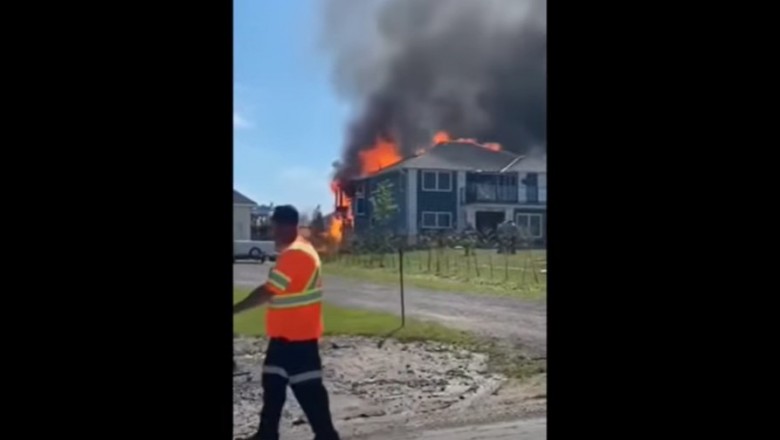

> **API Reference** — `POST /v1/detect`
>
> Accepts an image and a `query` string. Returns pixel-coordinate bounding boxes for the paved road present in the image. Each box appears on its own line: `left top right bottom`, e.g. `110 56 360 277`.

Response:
234 263 546 357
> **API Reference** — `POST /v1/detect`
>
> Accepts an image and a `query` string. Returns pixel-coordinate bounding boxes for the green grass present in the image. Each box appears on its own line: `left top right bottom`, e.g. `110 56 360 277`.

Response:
234 289 473 345
234 289 545 379
323 248 546 300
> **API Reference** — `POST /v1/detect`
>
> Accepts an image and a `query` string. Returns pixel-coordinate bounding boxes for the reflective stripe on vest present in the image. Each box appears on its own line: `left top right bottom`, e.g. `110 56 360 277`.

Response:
268 269 291 291
269 288 323 309
270 239 322 309
305 266 321 290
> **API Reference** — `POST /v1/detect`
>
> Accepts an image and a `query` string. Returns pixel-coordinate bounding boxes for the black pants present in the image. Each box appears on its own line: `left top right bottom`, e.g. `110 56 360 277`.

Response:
257 338 340 440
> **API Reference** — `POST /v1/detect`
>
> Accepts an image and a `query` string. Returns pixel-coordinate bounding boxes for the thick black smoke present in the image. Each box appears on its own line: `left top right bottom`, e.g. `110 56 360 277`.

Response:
323 0 546 183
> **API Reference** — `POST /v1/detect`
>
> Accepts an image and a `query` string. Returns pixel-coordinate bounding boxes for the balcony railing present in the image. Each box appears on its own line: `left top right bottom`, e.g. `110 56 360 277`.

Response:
461 185 547 204
464 184 518 203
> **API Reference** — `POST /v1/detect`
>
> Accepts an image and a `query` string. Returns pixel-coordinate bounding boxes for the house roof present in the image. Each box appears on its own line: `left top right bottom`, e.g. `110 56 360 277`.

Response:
363 142 523 178
504 154 546 173
233 190 257 205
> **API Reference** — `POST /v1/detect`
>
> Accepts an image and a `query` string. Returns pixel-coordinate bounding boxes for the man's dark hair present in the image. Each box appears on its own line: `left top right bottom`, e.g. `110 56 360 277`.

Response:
271 205 299 226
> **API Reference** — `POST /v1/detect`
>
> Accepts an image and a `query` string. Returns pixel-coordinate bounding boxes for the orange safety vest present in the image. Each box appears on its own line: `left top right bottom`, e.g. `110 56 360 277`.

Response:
264 237 323 341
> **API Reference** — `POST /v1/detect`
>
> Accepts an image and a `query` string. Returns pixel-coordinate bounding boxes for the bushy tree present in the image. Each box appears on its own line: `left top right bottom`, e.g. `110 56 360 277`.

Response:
310 205 326 236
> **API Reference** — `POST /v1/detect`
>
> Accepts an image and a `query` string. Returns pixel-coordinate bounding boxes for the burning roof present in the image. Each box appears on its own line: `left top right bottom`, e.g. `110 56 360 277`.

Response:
357 141 521 178
330 131 517 200
337 131 508 180
327 131 527 244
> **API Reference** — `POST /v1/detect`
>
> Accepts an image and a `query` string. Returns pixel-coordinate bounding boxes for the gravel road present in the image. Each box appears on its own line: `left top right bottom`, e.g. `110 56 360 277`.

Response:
234 263 546 357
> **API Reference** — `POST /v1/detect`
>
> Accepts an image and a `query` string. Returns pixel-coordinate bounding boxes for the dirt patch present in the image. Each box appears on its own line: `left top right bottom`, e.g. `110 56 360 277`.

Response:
234 336 543 439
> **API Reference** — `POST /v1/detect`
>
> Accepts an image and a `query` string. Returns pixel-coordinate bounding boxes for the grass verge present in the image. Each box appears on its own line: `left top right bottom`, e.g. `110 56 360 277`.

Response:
324 263 545 300
323 249 546 300
234 289 473 345
234 289 544 379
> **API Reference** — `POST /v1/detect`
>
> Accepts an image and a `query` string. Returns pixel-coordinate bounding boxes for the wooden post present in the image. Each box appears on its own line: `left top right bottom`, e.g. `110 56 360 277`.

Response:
399 247 405 327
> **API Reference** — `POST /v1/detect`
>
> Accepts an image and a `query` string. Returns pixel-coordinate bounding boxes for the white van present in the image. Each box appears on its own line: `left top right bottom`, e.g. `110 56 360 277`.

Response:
233 240 276 263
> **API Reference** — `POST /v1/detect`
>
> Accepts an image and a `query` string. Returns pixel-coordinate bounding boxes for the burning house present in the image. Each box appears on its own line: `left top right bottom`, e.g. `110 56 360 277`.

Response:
331 134 546 245
325 0 546 245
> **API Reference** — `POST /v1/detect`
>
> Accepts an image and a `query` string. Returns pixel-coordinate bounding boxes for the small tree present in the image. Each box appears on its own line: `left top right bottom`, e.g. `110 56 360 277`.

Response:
368 180 399 265
370 180 399 231
310 205 326 236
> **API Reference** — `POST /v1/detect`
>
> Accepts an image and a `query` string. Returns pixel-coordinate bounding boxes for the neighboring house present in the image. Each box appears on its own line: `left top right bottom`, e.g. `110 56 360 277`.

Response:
233 190 258 241
251 204 273 226
347 141 547 245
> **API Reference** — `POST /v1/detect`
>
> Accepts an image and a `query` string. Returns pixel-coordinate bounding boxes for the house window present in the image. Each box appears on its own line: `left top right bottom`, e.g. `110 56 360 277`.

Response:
421 211 452 229
516 213 544 238
422 171 453 191
355 185 366 215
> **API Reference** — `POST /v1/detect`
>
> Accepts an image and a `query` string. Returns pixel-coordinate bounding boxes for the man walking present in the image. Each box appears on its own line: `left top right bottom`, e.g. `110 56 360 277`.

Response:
234 205 340 440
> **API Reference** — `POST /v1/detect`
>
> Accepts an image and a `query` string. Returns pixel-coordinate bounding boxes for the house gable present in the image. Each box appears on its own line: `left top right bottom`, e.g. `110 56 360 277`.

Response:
233 190 257 206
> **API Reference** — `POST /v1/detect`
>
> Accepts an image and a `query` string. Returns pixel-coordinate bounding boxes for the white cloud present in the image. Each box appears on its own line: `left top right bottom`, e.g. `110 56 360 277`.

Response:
233 112 252 129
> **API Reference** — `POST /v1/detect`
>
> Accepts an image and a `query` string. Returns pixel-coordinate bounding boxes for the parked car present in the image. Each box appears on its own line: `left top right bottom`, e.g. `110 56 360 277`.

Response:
233 240 276 263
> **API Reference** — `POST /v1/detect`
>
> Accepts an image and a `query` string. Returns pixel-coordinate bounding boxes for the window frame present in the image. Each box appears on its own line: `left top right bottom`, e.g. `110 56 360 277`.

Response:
421 211 453 229
421 171 453 192
515 212 544 238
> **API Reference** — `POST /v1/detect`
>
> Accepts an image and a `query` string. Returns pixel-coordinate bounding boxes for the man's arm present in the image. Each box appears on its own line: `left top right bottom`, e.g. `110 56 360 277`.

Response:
233 257 293 315
233 284 274 315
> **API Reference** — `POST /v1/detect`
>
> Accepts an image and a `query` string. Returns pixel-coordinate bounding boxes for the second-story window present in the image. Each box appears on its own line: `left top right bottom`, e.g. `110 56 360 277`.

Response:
355 185 366 215
422 171 453 192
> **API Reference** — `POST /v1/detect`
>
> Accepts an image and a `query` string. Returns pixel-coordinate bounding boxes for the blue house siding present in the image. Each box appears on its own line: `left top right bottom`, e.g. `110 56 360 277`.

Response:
353 171 408 236
417 170 457 231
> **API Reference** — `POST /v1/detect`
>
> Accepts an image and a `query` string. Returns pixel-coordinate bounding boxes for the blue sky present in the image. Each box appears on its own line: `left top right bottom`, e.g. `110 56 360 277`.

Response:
234 0 349 215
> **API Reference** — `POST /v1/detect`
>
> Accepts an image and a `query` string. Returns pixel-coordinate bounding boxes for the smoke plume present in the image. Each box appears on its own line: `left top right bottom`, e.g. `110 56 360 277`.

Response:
323 0 547 182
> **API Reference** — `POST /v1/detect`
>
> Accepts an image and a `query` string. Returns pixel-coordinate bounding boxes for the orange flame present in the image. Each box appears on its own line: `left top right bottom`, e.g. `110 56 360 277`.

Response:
329 216 343 242
440 134 503 152
433 131 451 145
328 180 352 244
358 136 403 176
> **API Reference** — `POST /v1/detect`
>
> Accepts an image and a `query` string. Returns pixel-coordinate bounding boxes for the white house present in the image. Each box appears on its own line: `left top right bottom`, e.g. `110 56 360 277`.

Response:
233 190 257 241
